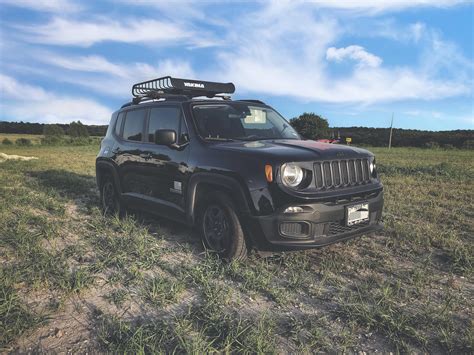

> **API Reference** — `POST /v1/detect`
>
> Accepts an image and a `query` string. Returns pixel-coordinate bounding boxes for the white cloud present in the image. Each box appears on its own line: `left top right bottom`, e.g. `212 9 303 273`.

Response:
15 17 217 47
305 0 468 13
37 53 196 98
0 0 82 13
43 54 128 77
3 0 471 114
403 109 443 118
213 2 471 104
0 73 49 100
0 74 111 124
410 22 426 42
326 45 382 67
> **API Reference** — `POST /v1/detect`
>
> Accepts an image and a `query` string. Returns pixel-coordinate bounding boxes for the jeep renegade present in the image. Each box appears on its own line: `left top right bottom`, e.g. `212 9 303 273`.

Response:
96 76 383 260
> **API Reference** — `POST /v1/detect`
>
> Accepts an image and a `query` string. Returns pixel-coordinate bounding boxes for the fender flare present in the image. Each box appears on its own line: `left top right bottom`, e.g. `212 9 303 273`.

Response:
186 173 252 225
95 159 122 193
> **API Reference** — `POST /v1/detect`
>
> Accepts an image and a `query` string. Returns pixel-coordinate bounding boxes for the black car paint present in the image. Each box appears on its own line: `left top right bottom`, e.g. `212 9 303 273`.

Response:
96 99 383 251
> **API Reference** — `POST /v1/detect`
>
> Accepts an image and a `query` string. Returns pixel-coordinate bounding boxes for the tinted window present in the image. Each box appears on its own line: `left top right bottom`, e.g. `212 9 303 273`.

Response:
123 109 146 141
192 104 299 141
148 107 181 142
115 112 124 136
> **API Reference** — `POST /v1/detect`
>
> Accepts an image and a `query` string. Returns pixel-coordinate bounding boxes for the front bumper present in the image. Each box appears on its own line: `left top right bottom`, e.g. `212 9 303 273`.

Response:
247 190 383 251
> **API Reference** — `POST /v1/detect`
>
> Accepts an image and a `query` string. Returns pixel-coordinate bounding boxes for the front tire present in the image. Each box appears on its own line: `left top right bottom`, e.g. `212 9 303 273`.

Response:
199 194 247 261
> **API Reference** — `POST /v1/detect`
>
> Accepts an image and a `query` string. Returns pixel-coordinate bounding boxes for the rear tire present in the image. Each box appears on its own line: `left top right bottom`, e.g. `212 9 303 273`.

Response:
100 175 124 217
198 194 247 261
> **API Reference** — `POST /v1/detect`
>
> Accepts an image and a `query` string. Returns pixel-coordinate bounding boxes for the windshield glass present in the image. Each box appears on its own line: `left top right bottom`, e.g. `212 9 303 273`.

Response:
192 103 299 141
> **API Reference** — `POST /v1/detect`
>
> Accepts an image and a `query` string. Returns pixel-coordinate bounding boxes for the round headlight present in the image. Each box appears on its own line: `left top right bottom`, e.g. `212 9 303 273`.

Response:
281 163 304 188
370 158 376 176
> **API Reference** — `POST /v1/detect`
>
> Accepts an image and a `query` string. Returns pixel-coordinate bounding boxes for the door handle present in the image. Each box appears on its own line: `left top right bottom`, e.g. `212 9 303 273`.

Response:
140 153 152 160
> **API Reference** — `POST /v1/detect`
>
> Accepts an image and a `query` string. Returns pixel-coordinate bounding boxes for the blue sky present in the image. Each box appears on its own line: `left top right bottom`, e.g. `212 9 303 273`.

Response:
0 0 472 130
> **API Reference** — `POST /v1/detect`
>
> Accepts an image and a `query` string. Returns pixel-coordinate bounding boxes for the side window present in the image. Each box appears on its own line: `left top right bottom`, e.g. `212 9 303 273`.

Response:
114 112 124 136
148 107 182 143
122 109 146 141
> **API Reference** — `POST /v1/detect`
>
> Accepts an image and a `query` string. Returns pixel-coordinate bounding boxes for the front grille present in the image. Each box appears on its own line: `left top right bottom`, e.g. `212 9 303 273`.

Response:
327 220 370 236
314 158 371 189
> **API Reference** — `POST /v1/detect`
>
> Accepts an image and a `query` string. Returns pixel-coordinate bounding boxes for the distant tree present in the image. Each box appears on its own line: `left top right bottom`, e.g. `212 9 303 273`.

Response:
290 113 329 140
2 138 13 145
68 121 89 138
43 124 64 137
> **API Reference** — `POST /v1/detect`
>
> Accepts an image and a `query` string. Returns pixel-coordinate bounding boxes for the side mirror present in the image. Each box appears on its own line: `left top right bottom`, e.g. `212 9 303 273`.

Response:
154 129 176 146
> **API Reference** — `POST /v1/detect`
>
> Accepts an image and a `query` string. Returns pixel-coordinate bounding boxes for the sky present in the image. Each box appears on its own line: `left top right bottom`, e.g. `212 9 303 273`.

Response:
0 0 473 130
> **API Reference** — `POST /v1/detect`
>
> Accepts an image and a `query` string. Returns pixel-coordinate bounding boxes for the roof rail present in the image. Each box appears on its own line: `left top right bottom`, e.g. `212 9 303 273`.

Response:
121 94 188 108
237 99 266 105
131 76 235 104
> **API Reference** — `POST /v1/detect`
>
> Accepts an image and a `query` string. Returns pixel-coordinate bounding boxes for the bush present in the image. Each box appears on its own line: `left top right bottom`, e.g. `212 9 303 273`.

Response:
41 136 101 146
15 138 32 146
41 136 63 145
443 144 455 150
424 141 439 149
462 140 474 149
68 121 89 138
43 124 64 137
290 113 329 140
2 138 13 145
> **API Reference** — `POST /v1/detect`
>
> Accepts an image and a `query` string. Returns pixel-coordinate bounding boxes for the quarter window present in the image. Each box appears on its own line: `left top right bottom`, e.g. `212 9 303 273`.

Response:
148 107 182 143
115 112 124 136
122 109 146 141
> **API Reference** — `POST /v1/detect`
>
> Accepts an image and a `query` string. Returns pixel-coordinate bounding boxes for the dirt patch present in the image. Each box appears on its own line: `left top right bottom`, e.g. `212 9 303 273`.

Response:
0 152 38 162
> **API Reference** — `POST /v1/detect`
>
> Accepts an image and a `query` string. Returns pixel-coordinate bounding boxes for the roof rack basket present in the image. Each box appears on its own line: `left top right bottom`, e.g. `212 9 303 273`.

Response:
131 76 235 103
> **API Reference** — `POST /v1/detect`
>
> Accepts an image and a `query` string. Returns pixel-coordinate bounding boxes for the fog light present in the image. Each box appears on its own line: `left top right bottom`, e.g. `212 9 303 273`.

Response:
280 222 310 238
284 206 304 213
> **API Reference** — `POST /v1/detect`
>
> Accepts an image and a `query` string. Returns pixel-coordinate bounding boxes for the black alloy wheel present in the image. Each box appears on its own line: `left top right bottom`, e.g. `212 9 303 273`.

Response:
202 204 231 253
101 177 120 215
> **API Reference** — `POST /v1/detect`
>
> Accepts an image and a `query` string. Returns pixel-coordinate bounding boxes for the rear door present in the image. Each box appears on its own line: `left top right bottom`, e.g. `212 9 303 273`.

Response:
114 107 148 195
140 104 190 215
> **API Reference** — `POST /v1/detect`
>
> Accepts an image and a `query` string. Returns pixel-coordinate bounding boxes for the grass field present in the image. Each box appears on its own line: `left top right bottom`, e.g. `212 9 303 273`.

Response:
0 141 472 353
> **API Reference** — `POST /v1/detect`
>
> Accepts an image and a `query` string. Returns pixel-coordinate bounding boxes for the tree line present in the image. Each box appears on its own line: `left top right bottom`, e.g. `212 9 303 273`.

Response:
289 113 473 149
0 121 106 137
1 116 473 148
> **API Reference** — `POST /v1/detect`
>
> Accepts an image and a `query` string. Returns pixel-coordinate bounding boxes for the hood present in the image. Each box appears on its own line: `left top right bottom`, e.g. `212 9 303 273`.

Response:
210 139 373 162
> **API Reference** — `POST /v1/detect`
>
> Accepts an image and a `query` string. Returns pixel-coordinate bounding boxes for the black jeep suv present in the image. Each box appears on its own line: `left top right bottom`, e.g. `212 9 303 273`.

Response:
96 76 383 260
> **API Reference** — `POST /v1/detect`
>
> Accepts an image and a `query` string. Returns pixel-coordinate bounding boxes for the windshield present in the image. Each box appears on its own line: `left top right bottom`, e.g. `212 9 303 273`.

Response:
192 103 299 141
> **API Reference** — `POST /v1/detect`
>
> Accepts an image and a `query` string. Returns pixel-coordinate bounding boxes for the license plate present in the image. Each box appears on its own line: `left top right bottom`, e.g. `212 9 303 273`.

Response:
346 203 369 226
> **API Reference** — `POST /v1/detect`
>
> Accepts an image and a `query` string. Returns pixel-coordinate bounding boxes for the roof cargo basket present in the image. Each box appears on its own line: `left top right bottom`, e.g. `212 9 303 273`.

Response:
131 76 235 103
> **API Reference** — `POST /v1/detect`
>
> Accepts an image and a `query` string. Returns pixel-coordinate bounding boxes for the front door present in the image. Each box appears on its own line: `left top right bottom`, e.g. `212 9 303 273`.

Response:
140 105 190 215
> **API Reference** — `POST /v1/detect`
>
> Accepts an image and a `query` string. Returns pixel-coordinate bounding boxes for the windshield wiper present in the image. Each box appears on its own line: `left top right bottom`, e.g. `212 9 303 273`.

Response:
203 136 234 142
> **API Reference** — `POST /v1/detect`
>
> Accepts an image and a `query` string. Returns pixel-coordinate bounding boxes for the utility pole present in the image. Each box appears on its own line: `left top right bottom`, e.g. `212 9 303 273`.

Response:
388 112 394 150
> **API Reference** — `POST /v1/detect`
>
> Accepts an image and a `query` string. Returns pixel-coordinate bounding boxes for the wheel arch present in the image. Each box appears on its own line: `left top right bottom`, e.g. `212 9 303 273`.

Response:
186 173 252 226
96 159 122 193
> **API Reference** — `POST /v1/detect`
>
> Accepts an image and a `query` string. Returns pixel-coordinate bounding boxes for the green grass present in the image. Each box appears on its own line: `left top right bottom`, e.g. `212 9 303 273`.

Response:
0 144 472 352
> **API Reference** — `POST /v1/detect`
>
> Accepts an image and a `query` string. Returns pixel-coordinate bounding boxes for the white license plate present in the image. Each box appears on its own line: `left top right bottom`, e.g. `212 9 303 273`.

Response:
346 203 369 226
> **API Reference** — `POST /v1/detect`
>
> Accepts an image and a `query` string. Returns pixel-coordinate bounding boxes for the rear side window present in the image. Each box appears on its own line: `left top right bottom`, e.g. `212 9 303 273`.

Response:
122 109 146 141
148 107 182 142
115 112 124 136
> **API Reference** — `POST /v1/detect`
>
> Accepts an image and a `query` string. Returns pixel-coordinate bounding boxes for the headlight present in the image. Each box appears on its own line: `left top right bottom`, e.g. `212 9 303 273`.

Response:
370 158 376 176
281 163 304 188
